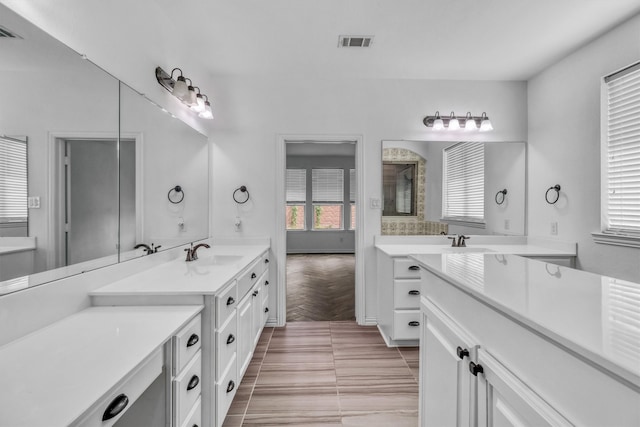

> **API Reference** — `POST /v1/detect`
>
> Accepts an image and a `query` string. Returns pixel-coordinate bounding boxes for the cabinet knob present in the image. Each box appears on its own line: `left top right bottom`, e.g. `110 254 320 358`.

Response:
265 280 269 286
251 273 257 279
227 380 236 393
227 334 235 345
186 333 199 348
265 307 269 313
102 393 129 421
265 259 269 264
456 346 469 360
408 290 420 295
226 296 235 306
252 290 259 297
469 362 484 377
408 321 420 327
408 265 420 271
187 375 200 391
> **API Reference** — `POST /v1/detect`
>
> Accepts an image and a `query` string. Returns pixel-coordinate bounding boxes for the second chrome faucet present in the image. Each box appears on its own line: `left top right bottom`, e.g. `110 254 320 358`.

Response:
185 243 211 261
447 234 470 247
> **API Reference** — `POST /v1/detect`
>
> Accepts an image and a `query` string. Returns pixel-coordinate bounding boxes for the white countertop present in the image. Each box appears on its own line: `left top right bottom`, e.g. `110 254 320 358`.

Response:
90 244 269 296
410 253 640 388
0 237 36 255
0 305 203 427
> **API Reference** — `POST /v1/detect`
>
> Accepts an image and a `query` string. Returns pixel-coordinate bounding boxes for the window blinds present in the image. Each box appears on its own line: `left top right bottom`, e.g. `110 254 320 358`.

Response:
442 142 484 221
349 169 356 202
286 169 306 202
312 169 344 202
0 136 27 222
605 63 640 235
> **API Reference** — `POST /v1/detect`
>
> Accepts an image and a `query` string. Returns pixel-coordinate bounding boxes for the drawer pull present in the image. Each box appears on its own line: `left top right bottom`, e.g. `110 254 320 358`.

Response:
408 265 420 271
408 321 420 327
469 362 484 377
187 375 200 391
102 393 129 421
265 307 269 313
408 290 420 295
227 334 235 345
227 380 236 393
251 273 257 279
265 280 270 286
252 290 259 297
265 259 269 264
186 333 199 348
226 296 235 306
456 346 469 360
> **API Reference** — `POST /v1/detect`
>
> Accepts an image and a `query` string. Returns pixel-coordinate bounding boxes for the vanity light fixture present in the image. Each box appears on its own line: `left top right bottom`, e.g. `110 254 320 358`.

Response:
155 66 214 119
423 111 492 131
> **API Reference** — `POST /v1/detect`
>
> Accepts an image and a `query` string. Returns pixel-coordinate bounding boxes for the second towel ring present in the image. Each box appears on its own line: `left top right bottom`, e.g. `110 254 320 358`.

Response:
168 185 185 204
545 184 561 204
233 186 250 204
495 189 507 205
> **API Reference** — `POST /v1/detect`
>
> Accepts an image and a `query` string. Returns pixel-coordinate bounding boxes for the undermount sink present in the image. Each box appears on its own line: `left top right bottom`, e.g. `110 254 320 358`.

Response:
441 247 494 253
199 255 244 265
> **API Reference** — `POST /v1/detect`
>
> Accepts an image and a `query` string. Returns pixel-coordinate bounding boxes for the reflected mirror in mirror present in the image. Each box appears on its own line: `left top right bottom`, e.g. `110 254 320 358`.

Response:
381 140 526 236
383 163 417 216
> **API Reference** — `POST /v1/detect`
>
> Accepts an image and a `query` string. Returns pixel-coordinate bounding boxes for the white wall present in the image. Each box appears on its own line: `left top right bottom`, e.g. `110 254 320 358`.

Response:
528 13 640 281
211 76 527 321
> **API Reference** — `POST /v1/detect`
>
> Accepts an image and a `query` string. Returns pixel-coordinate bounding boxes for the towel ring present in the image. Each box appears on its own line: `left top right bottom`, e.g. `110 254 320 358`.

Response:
545 263 562 278
545 184 561 204
495 189 507 205
233 185 250 204
168 185 184 204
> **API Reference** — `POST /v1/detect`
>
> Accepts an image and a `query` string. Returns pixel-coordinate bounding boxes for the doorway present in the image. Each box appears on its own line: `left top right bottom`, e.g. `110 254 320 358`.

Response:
276 136 364 325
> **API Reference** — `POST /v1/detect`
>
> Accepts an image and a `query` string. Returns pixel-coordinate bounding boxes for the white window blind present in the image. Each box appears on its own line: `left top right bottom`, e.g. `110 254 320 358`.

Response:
349 169 356 202
442 142 484 222
0 136 27 222
312 169 344 202
286 169 306 202
604 62 640 236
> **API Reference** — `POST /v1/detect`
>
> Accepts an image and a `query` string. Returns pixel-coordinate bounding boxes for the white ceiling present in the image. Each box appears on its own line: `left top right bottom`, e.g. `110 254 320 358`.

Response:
2 0 640 83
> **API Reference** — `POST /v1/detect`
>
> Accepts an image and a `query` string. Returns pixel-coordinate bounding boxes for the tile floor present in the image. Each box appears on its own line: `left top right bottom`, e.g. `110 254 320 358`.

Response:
223 321 419 426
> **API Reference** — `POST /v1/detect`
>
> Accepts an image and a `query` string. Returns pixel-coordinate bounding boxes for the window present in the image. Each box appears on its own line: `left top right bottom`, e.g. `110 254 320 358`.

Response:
286 169 306 230
349 168 356 229
442 142 484 225
597 62 640 246
312 168 343 230
0 136 27 224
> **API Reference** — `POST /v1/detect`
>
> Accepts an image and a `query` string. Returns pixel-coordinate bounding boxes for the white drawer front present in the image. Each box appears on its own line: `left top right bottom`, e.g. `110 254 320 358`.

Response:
173 314 202 375
261 252 270 270
394 280 421 309
216 311 238 380
173 351 202 427
216 280 238 327
180 396 201 427
393 258 422 279
238 259 262 299
72 349 163 427
393 310 421 340
216 355 238 427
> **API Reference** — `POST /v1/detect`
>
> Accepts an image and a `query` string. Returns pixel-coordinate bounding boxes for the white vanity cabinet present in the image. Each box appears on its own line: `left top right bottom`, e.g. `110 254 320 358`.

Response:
377 251 423 346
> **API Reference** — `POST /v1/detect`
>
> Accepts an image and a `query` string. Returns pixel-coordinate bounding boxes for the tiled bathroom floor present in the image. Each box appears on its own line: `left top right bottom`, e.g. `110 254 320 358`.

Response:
223 321 419 426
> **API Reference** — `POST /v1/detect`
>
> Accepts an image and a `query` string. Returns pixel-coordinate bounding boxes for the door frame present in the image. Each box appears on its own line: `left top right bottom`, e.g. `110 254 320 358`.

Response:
47 131 143 269
275 134 365 326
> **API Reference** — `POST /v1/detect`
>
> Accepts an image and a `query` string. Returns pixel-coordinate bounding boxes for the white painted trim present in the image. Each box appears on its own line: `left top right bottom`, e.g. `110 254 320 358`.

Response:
592 232 640 249
276 134 365 326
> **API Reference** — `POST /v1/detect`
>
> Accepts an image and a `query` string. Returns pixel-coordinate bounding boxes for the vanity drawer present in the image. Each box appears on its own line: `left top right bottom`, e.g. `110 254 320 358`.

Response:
173 314 202 375
216 355 238 427
216 280 238 327
180 396 201 427
216 311 238 379
173 351 202 427
238 259 262 299
394 280 421 309
72 348 163 427
393 258 422 279
393 310 421 340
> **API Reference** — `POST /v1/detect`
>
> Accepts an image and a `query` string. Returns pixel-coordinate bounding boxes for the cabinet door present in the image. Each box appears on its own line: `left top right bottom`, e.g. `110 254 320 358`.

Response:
421 298 477 427
251 281 263 347
237 294 253 379
475 349 572 427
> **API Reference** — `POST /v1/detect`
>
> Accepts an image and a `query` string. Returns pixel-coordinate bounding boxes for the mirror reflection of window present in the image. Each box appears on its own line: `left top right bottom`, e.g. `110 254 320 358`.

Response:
0 136 28 237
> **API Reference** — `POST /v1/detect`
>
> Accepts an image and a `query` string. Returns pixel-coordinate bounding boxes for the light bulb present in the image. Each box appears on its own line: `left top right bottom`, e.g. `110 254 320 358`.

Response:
184 86 197 106
464 113 477 131
199 101 214 119
191 94 205 112
448 113 460 131
432 111 444 130
173 76 189 100
480 112 493 131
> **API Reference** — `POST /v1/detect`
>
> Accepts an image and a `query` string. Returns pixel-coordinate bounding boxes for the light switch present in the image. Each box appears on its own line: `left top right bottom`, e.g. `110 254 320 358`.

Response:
370 197 381 209
28 196 40 209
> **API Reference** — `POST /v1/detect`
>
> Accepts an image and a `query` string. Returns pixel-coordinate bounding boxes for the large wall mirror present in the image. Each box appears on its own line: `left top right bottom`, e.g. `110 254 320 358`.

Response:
382 140 526 236
0 4 209 295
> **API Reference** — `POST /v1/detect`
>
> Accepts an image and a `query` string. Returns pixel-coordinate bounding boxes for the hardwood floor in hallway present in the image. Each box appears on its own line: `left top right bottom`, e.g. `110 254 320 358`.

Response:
223 321 419 426
286 254 355 322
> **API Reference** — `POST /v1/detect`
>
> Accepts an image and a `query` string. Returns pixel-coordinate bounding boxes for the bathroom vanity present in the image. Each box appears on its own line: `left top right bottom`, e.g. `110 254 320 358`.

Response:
375 235 577 346
412 253 640 426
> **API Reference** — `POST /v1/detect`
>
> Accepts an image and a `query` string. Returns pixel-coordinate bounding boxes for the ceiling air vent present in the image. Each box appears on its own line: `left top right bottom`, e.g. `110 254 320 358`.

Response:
338 35 373 48
0 25 22 39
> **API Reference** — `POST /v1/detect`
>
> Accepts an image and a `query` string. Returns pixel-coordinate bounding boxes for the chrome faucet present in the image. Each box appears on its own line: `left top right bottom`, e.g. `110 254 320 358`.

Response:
134 243 152 255
447 235 470 247
185 243 211 262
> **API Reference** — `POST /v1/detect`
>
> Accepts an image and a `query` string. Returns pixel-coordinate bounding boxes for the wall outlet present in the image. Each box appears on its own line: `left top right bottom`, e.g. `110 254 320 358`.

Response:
550 221 558 235
504 219 510 230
